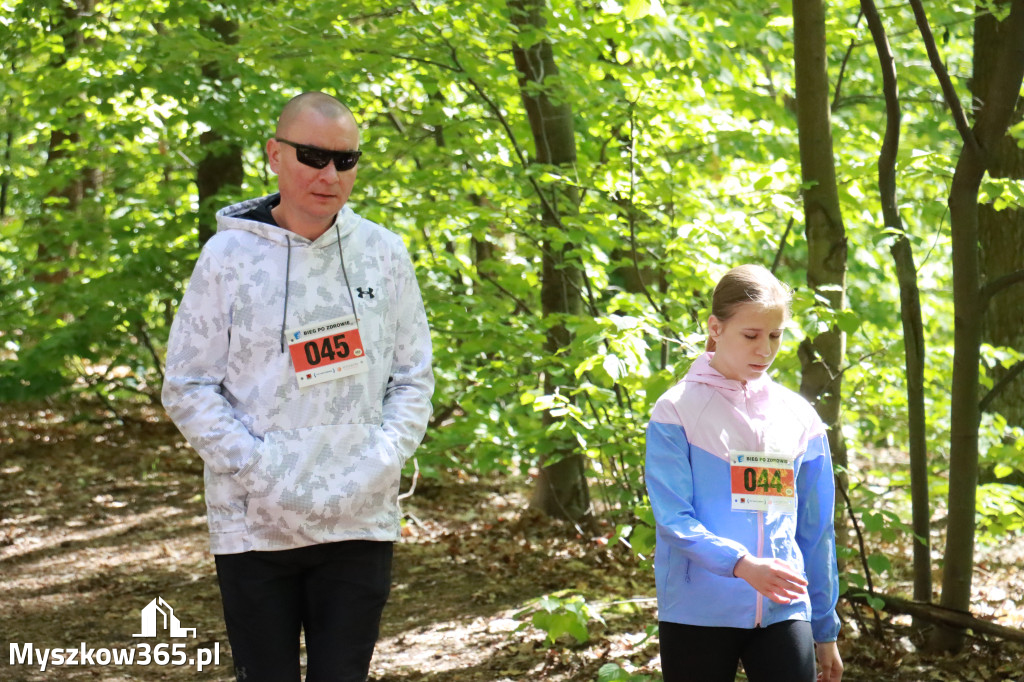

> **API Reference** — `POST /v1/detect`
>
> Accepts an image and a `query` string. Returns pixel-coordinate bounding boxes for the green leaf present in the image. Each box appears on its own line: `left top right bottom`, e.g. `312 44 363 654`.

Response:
598 663 630 682
866 553 891 576
993 463 1014 479
837 309 861 335
861 512 884 533
624 0 653 21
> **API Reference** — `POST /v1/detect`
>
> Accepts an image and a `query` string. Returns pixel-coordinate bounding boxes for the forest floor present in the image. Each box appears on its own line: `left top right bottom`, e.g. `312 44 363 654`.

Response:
2 403 1023 682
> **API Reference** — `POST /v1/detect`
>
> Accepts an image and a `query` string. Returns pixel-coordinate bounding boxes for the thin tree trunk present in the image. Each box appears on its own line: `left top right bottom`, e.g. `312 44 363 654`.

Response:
1 127 11 219
37 0 96 287
860 0 932 618
792 0 849 515
196 15 243 247
509 0 590 522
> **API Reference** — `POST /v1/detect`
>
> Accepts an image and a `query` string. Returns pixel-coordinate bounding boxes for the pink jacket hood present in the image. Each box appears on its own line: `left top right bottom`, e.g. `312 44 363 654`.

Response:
682 352 773 403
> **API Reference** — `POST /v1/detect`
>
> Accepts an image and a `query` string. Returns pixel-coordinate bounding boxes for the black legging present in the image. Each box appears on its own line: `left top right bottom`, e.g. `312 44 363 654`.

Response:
215 540 393 682
659 620 816 682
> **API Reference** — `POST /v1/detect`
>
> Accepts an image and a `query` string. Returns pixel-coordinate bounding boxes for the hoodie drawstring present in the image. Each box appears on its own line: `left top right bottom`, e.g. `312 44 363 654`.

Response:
280 235 292 353
280 222 358 354
335 221 359 325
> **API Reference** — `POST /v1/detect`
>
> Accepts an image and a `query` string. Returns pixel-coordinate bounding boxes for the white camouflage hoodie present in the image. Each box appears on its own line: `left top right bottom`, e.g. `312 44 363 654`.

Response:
162 195 434 554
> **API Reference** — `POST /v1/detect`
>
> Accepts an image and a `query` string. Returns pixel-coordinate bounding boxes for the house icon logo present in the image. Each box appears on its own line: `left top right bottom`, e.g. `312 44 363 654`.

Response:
132 597 196 638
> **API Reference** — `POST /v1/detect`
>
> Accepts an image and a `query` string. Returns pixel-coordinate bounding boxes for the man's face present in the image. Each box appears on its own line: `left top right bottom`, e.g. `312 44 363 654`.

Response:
267 108 360 230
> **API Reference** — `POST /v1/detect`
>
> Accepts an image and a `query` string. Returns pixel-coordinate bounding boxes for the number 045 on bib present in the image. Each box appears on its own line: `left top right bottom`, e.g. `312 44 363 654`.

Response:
286 314 368 388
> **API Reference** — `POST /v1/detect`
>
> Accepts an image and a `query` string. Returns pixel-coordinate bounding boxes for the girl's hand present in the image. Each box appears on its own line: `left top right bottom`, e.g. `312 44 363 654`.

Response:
732 555 808 604
815 641 843 681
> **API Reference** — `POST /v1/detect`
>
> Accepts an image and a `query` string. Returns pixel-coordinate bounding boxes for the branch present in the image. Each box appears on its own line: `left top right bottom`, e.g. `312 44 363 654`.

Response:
804 347 887 403
136 320 164 387
837 477 885 638
845 593 1024 644
980 359 1024 413
979 463 1024 487
907 0 981 155
348 47 460 73
860 0 902 231
980 268 1024 304
831 10 863 112
770 216 794 274
476 270 535 316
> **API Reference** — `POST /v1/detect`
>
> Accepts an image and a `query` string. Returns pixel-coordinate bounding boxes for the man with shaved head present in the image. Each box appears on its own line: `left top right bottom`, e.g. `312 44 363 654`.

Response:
163 91 434 681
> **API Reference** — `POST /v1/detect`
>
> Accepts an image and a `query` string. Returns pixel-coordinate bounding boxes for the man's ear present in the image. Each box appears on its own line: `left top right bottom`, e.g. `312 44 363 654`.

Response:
266 138 281 174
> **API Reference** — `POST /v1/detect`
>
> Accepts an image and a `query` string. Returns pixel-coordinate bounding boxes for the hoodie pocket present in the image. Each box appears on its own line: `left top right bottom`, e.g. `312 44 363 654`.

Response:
236 423 401 550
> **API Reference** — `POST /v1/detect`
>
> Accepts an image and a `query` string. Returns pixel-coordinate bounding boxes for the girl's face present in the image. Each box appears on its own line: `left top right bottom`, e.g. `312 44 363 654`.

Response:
708 303 787 384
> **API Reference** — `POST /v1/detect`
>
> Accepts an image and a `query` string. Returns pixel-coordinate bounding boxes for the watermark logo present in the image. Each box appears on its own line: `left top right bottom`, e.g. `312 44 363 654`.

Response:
133 597 196 638
8 596 220 674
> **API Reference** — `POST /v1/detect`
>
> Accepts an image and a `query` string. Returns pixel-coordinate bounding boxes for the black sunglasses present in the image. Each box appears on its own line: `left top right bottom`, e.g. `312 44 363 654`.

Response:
274 138 362 171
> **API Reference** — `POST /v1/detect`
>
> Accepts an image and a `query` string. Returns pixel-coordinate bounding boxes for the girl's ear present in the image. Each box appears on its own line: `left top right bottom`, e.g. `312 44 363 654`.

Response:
708 315 723 340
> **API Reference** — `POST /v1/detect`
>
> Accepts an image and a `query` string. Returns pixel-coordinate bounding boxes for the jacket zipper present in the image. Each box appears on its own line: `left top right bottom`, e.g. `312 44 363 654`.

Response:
755 510 764 627
746 383 766 629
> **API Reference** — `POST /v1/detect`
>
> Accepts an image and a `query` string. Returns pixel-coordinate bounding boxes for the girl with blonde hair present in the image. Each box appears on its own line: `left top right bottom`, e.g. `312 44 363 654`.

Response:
646 265 843 682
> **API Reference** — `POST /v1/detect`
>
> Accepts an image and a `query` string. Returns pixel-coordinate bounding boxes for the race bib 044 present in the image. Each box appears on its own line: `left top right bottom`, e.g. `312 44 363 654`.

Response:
730 450 797 514
286 314 369 388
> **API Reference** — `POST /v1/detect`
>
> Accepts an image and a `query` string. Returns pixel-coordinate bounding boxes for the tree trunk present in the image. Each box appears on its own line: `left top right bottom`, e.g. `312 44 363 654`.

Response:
860 0 932 616
1 124 11 219
196 15 243 247
975 0 1024 428
509 0 590 522
922 0 1024 652
37 0 96 287
792 0 849 515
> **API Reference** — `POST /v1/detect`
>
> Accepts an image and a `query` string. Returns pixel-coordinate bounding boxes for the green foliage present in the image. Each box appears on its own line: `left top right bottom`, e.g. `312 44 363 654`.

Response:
514 593 605 645
976 484 1024 537
597 661 655 682
1 0 1021 561
615 502 656 568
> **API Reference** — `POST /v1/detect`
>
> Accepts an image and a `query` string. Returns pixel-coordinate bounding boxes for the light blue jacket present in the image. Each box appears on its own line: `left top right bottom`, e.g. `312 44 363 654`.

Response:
646 353 840 643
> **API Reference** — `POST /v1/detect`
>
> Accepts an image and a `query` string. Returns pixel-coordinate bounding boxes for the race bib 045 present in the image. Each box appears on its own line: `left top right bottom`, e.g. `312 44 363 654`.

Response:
286 314 369 388
730 450 797 514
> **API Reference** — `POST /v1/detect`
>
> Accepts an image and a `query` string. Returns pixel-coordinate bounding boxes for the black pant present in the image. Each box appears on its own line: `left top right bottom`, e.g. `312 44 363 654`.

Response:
215 540 393 682
659 620 816 682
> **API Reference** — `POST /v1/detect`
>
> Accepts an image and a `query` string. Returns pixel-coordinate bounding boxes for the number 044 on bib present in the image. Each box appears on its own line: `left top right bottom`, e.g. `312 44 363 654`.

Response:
729 451 797 514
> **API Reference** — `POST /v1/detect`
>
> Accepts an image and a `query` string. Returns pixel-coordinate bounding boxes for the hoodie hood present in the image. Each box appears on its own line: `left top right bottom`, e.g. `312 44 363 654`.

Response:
215 194 364 352
215 194 361 247
683 352 772 400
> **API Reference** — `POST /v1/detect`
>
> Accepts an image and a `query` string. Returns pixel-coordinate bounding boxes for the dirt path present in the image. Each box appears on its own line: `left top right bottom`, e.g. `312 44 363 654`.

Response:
0 409 655 682
2 406 1023 681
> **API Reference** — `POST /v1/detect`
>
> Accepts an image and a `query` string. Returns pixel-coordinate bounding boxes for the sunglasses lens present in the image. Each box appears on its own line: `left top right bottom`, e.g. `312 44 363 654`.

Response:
294 147 333 169
332 152 360 171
